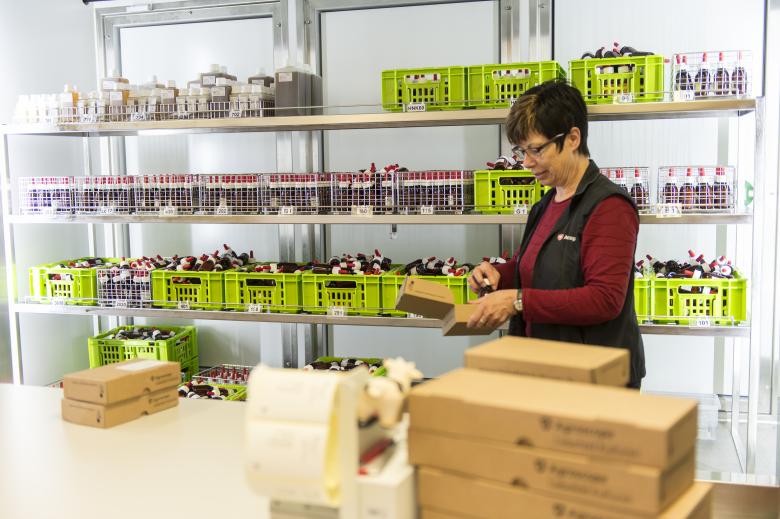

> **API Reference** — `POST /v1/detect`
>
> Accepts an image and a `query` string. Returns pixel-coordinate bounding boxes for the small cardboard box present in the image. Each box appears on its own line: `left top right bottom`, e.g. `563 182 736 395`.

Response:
61 387 178 428
418 468 712 519
395 277 494 336
63 359 181 405
464 336 629 386
409 369 697 469
409 429 694 514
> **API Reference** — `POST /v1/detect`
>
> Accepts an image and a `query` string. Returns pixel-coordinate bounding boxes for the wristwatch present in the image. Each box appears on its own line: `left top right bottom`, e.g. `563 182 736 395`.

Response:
513 289 523 314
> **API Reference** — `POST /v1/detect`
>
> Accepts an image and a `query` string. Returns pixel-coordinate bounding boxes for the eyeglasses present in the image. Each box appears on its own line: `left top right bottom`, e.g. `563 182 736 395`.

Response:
511 133 566 160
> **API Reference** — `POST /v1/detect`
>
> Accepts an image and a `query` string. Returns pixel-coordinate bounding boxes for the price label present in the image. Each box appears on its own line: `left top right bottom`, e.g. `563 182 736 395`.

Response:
98 206 116 215
407 312 424 319
352 206 373 217
177 301 191 310
614 93 634 104
673 90 696 102
405 102 427 112
80 114 97 123
215 206 230 216
328 306 347 317
130 112 149 122
508 98 518 107
161 206 178 216
175 111 191 119
420 205 435 215
247 303 265 313
689 317 711 328
513 205 528 215
51 297 67 306
655 203 682 218
113 300 129 309
41 207 56 216
279 206 296 216
229 110 243 118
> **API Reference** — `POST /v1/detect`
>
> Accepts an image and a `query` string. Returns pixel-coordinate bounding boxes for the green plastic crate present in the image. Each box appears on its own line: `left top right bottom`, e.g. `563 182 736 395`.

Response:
474 170 541 214
311 356 387 377
225 388 248 401
468 61 566 109
151 270 225 310
649 273 747 325
569 55 665 104
180 358 200 383
88 325 198 368
634 277 650 323
224 268 303 313
28 257 123 305
301 271 383 316
381 66 469 112
381 267 471 317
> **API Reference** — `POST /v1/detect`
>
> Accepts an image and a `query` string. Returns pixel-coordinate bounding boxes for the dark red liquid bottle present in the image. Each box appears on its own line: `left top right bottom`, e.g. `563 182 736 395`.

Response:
662 167 679 204
629 168 649 210
680 167 696 211
694 52 712 98
713 167 732 210
696 167 714 211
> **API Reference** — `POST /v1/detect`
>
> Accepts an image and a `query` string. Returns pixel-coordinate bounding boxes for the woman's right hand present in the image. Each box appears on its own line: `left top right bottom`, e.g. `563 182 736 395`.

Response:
468 261 501 294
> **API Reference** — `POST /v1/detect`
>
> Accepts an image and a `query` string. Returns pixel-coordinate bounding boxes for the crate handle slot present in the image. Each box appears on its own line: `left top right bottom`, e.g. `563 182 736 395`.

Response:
172 277 201 285
246 279 277 287
325 280 357 289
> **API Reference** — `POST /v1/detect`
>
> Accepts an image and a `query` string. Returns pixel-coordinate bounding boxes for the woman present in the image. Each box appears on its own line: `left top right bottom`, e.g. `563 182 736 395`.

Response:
467 79 645 388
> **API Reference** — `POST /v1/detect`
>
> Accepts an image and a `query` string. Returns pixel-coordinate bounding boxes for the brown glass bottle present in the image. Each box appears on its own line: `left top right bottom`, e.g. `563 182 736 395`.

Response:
696 167 713 211
662 168 679 204
680 167 696 211
712 167 731 210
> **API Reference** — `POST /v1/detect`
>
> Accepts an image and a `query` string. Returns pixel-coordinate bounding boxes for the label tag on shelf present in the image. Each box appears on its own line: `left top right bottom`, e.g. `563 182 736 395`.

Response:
508 98 518 107
215 206 230 216
51 297 67 306
98 206 116 215
161 206 178 217
614 93 634 104
420 205 435 215
405 102 426 112
247 303 265 313
177 301 191 310
279 206 296 216
130 112 150 122
80 114 97 124
229 110 243 119
328 306 347 317
352 206 373 217
41 207 56 216
513 205 528 215
113 300 129 309
655 204 682 218
673 90 696 102
407 312 424 319
689 317 711 328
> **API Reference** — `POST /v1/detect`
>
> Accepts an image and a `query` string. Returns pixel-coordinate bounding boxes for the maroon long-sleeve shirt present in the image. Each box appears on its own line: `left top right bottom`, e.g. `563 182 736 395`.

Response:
494 194 638 335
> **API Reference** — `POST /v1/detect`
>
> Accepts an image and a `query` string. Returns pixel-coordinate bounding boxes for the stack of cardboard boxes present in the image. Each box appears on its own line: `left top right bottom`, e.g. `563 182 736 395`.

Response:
408 336 712 519
61 359 181 428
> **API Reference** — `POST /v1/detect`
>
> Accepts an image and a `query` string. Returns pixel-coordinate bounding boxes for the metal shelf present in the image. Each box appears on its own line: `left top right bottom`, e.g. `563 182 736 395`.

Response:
7 212 753 226
1 99 757 137
12 303 750 336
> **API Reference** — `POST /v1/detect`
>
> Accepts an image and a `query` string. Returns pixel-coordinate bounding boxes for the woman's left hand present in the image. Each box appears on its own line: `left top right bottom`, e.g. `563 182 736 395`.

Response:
467 289 518 328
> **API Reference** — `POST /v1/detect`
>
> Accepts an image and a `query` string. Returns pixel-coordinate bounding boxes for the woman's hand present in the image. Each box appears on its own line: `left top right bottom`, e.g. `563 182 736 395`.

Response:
467 289 518 328
468 261 501 294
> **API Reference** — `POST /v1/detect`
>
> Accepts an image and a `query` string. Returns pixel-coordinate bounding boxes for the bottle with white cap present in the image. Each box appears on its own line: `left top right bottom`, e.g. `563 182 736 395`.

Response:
275 64 312 116
145 75 165 89
248 68 275 88
159 80 178 119
196 87 210 119
210 77 232 118
101 69 129 92
60 84 79 122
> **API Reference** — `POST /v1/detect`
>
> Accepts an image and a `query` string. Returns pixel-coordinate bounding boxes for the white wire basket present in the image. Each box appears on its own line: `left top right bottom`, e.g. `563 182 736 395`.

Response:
671 50 752 101
599 167 651 213
261 173 328 214
134 174 198 214
396 170 474 214
73 176 135 214
197 174 261 215
18 177 74 215
330 172 396 215
656 166 736 213
96 264 154 308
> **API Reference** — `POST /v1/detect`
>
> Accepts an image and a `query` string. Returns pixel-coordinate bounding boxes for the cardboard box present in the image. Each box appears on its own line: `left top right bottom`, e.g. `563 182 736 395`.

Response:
464 336 630 386
63 359 181 405
418 468 712 519
61 387 178 428
409 369 697 469
409 429 693 514
394 278 494 336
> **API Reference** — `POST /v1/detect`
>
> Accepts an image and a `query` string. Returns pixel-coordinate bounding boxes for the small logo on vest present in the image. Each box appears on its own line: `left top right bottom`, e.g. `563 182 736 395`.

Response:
557 233 577 242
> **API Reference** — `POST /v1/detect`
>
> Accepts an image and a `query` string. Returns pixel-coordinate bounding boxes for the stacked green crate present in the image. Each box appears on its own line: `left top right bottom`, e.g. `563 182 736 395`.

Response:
151 270 225 310
381 267 471 317
474 170 542 214
88 325 199 381
301 271 383 316
569 55 665 104
649 273 747 325
468 61 566 108
224 267 303 313
381 66 468 112
29 257 123 305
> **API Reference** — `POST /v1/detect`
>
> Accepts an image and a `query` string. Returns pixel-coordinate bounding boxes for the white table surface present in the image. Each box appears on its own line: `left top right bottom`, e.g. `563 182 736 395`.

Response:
0 384 270 519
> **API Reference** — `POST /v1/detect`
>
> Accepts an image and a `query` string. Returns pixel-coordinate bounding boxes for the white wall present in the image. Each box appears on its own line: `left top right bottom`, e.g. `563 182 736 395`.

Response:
0 1 96 384
554 0 764 395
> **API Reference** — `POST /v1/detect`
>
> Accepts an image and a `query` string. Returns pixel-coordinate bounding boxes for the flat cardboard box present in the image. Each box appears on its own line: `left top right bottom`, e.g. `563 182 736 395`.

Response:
63 359 181 405
418 468 712 519
464 335 629 386
61 387 178 428
394 277 494 336
409 368 697 469
409 429 693 514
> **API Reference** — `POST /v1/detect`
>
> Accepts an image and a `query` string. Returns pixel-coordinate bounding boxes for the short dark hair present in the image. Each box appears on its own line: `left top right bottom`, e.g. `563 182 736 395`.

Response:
505 79 590 157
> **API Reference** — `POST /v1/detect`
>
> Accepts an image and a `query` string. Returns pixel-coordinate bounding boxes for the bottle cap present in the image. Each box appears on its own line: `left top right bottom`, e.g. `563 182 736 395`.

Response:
216 77 228 86
166 80 176 88
210 64 220 72
254 68 266 76
111 69 120 78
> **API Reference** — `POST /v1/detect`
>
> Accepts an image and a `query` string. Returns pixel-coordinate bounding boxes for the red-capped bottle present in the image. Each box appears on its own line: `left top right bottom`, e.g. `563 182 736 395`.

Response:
731 51 747 95
713 52 730 96
674 55 694 92
680 167 696 211
713 167 731 210
629 168 649 209
613 168 628 193
662 167 679 204
694 52 712 97
696 167 714 211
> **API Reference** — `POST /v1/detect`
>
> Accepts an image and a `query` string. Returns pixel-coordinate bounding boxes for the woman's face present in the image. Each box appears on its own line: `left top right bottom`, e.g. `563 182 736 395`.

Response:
516 129 580 187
